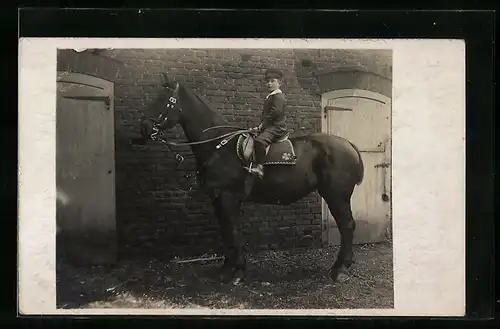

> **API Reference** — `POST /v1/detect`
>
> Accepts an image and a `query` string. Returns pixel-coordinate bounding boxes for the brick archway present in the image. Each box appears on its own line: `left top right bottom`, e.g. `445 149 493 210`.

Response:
313 65 392 98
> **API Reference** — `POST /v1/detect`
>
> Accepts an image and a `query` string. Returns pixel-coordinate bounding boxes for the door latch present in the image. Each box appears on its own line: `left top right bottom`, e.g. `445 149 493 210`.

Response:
374 162 391 168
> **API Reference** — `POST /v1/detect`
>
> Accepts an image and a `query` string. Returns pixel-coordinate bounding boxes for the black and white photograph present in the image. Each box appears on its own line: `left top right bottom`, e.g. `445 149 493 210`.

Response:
55 46 393 310
18 38 466 316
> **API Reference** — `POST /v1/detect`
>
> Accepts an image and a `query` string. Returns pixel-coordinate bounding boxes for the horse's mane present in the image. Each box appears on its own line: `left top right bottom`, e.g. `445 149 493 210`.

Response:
181 84 228 124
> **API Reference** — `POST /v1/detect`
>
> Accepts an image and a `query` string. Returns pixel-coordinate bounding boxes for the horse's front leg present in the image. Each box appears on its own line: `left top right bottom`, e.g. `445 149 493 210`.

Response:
212 190 246 285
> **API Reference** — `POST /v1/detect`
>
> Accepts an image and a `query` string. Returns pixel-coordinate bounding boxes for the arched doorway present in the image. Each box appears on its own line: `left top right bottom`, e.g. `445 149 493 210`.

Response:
321 88 392 246
56 71 116 264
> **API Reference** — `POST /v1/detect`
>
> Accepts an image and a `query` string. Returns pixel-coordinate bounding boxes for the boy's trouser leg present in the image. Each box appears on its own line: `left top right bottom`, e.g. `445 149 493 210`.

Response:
247 140 266 178
254 141 266 165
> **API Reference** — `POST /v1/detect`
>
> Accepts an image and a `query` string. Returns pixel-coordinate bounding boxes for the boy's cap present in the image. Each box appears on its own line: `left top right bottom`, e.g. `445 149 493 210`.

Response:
264 68 284 80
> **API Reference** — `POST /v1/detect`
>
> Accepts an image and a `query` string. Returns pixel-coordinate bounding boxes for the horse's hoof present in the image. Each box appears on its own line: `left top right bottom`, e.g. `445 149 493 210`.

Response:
329 266 350 283
231 276 244 286
220 269 245 285
221 275 243 285
335 272 350 283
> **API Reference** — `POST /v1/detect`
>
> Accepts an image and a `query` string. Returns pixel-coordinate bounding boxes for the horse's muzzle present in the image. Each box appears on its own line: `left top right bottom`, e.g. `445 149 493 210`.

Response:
140 119 154 140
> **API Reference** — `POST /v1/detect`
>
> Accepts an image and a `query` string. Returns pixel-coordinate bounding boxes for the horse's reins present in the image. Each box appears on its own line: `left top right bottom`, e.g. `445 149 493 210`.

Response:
150 122 256 194
170 129 252 148
152 123 255 150
203 125 245 132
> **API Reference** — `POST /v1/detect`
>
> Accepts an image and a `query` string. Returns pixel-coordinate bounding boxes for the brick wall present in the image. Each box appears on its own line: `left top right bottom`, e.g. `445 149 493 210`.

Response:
57 48 392 260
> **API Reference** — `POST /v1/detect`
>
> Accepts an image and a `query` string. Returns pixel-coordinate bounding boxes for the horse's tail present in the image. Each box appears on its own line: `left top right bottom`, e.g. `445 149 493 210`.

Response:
349 141 364 185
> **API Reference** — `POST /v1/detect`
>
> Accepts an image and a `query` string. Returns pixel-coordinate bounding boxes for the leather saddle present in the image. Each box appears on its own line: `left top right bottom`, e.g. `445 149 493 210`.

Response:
236 133 297 166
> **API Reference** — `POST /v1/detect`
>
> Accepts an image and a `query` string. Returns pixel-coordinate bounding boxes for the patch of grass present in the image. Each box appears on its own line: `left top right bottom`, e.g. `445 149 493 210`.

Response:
57 242 393 309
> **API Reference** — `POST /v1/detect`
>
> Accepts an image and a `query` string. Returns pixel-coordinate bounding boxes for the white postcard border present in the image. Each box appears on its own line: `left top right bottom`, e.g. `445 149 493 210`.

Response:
18 38 466 316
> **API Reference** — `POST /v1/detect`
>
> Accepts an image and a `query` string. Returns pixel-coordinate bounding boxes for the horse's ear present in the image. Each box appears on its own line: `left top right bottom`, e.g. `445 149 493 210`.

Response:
160 72 168 86
160 72 178 90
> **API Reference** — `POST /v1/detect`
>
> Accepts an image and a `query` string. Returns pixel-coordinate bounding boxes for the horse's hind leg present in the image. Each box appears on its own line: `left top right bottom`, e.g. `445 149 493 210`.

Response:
323 193 356 282
212 191 246 285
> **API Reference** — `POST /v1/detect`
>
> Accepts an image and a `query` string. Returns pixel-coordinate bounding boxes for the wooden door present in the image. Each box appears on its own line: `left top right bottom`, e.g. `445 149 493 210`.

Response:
321 89 392 246
56 71 116 264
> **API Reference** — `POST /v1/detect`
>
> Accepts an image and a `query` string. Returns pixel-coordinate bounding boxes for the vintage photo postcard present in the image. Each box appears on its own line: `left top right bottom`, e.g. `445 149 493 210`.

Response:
18 38 465 316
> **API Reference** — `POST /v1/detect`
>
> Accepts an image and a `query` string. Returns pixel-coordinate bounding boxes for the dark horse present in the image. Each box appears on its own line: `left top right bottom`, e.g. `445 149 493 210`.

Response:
139 73 364 285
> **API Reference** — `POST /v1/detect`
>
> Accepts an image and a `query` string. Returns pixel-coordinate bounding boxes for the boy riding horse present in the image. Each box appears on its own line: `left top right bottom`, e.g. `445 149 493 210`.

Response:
246 68 289 179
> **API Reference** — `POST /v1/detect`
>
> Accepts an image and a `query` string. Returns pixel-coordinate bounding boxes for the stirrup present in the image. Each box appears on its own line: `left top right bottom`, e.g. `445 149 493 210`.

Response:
244 162 263 175
247 164 264 179
243 162 254 173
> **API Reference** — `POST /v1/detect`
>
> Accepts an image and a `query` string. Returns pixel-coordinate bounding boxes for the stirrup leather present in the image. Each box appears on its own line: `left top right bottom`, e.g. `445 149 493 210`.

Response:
245 163 264 178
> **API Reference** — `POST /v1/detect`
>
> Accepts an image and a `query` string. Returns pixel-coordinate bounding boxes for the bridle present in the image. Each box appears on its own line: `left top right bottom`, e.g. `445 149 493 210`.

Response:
147 83 255 150
145 81 257 192
148 84 182 148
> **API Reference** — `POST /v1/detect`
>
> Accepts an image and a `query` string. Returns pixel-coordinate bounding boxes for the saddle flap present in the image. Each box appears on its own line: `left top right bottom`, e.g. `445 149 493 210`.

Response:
242 136 254 160
263 138 297 165
237 134 255 163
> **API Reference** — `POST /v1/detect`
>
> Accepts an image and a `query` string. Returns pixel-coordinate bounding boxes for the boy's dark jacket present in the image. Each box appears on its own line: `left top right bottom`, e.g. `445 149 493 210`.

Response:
260 92 288 136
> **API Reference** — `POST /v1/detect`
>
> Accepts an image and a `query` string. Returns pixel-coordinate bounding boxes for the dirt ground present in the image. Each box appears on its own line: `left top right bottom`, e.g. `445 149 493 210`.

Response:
56 242 393 310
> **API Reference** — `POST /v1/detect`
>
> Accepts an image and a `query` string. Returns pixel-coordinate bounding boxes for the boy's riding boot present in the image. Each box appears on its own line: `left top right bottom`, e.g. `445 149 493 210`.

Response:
248 164 264 179
248 142 266 179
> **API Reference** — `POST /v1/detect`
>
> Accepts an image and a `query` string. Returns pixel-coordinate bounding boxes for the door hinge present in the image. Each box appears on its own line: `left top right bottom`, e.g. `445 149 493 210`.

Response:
63 95 111 110
324 106 354 112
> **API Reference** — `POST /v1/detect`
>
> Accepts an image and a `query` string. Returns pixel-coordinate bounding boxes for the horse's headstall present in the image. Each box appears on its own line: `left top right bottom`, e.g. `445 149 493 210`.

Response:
166 96 179 109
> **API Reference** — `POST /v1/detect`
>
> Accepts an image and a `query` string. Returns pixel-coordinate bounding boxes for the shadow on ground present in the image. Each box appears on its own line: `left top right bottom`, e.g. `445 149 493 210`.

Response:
56 242 394 310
